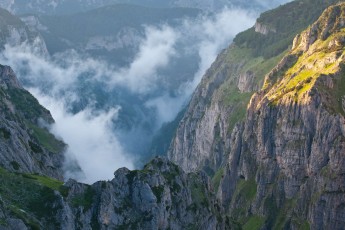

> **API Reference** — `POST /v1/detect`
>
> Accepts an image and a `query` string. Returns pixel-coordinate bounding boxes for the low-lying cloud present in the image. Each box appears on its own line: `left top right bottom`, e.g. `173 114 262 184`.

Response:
30 89 134 183
0 7 257 183
146 7 256 125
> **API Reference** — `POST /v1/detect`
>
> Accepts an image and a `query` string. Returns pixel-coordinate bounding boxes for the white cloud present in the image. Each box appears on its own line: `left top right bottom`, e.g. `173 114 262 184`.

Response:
30 89 134 184
0 7 256 182
114 25 179 93
145 8 256 126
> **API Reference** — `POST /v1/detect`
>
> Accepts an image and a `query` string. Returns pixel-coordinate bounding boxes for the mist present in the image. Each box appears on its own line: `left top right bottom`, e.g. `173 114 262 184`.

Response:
146 7 256 125
31 90 134 183
0 7 256 183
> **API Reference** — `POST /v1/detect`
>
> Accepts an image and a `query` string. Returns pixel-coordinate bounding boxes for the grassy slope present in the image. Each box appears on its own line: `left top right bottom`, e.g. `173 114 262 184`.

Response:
0 167 64 229
214 0 343 228
217 0 341 133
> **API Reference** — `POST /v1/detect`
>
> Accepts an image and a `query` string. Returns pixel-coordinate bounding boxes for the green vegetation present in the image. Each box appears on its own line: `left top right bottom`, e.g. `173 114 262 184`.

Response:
243 216 266 230
299 221 311 230
0 167 64 228
0 127 11 139
27 122 65 154
272 198 297 229
151 186 165 203
268 35 345 105
28 140 43 153
234 0 340 58
0 218 7 226
189 174 208 208
231 179 258 224
219 44 287 132
233 179 257 202
22 174 64 191
10 161 20 170
8 88 50 122
71 186 95 211
212 168 224 192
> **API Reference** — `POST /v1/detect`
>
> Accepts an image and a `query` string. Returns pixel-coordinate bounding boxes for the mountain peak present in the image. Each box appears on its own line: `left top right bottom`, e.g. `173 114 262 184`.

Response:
292 2 345 52
0 65 22 89
261 3 345 110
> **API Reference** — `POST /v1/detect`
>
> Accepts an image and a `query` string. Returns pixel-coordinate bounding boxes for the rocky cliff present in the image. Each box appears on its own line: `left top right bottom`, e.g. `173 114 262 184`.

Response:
0 8 47 55
2 1 345 229
0 63 229 229
0 157 229 229
218 3 345 228
0 64 65 180
168 0 340 175
168 0 345 228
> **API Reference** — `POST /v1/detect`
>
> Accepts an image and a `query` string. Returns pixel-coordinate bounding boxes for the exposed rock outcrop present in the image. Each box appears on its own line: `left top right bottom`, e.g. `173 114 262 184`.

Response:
58 158 228 229
0 64 64 180
254 22 276 35
0 158 230 229
218 3 345 229
0 8 48 55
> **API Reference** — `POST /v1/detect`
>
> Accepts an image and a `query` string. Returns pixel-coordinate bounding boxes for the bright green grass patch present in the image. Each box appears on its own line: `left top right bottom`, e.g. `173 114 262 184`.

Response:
0 167 62 227
71 186 95 211
212 168 224 192
234 178 257 201
268 47 344 104
243 215 265 230
220 84 252 132
27 122 65 154
273 198 297 229
220 46 287 132
23 174 64 191
251 51 288 85
299 220 310 230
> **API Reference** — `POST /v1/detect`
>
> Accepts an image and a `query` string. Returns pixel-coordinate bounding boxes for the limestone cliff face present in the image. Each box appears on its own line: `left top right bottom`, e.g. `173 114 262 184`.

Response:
254 22 276 35
0 8 48 55
57 158 227 230
0 65 64 180
0 158 229 229
218 3 345 228
167 45 263 174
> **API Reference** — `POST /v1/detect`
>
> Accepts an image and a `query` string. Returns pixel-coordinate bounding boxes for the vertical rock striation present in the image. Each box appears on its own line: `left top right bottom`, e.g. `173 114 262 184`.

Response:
218 3 345 228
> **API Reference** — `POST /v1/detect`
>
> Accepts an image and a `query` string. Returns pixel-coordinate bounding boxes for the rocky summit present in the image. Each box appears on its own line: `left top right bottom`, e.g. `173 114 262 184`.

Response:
1 0 345 229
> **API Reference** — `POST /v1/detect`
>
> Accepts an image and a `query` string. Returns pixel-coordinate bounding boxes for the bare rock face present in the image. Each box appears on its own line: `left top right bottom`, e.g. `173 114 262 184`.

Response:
254 22 276 35
168 46 247 173
218 4 345 229
0 8 48 56
49 158 229 230
237 71 258 93
0 64 64 180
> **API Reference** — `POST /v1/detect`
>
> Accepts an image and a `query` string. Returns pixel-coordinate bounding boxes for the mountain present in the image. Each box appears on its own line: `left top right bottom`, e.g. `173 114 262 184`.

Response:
0 0 291 15
0 63 229 229
0 8 47 54
33 4 200 59
1 0 345 229
0 65 64 180
169 0 345 228
168 0 341 174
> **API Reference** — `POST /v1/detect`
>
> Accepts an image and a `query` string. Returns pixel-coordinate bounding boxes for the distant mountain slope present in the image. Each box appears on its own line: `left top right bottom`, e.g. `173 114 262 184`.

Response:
218 3 345 228
168 0 341 175
1 1 345 229
35 4 200 57
0 7 47 53
0 63 227 229
0 0 291 15
169 0 345 228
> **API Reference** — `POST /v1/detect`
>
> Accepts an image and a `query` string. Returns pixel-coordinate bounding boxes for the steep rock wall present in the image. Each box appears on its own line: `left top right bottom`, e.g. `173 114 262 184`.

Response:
219 4 345 228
